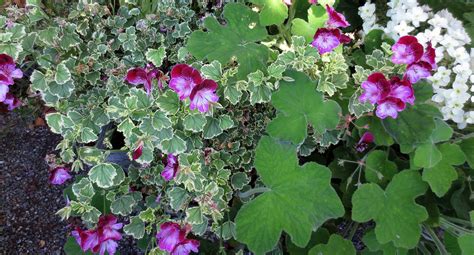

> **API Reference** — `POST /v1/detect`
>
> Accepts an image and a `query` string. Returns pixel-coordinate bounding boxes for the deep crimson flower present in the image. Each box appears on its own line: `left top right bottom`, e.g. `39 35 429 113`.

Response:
389 76 415 105
189 79 219 113
376 97 406 119
311 28 351 54
359 73 391 104
156 222 200 255
49 167 72 185
326 5 350 28
72 214 122 255
169 64 203 100
125 64 162 96
0 53 23 86
420 42 437 70
391 36 423 65
132 141 144 161
355 132 374 152
2 93 21 110
404 61 432 84
161 154 179 181
97 214 123 242
72 228 100 252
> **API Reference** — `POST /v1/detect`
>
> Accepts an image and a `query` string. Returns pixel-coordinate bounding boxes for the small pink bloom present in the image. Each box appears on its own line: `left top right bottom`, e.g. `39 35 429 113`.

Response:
169 64 203 100
283 0 292 5
3 93 22 110
359 72 391 104
49 167 72 185
355 132 374 152
132 141 144 161
171 239 200 255
326 5 350 28
391 36 424 65
0 84 9 102
72 228 100 252
189 79 219 113
389 77 414 105
309 0 317 4
420 42 437 70
98 239 119 255
156 222 186 252
404 61 432 84
125 64 161 96
97 214 123 242
375 97 406 119
72 214 122 255
0 53 23 86
311 28 350 54
161 154 179 181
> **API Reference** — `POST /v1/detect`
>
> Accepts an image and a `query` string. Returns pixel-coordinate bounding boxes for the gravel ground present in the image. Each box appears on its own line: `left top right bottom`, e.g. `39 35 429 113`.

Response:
0 112 65 254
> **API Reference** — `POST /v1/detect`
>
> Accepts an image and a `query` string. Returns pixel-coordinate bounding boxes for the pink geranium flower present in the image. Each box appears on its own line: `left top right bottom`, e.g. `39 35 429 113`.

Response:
169 64 220 113
404 61 432 84
72 214 122 255
420 42 437 70
125 64 163 96
156 222 200 255
169 64 203 100
376 97 406 119
2 93 21 110
0 53 23 86
359 72 391 104
391 36 424 65
161 154 179 181
132 141 144 161
389 76 414 104
326 5 350 28
309 0 317 4
355 132 374 152
311 28 351 54
49 167 72 185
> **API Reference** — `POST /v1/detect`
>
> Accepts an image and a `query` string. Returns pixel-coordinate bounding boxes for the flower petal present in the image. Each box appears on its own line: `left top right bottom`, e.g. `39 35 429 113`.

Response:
189 79 219 113
49 167 72 185
391 35 424 65
420 42 437 70
125 68 148 86
326 5 350 28
171 239 200 255
375 98 406 119
156 222 186 252
311 28 342 54
404 61 432 84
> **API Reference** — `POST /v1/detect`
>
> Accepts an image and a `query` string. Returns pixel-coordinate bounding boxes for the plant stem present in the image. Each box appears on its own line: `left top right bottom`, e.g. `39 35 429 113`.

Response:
348 223 359 240
238 187 270 198
424 225 448 255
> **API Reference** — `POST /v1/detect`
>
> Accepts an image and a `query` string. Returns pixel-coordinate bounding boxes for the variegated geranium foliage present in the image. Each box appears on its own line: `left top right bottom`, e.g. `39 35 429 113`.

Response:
2 0 474 254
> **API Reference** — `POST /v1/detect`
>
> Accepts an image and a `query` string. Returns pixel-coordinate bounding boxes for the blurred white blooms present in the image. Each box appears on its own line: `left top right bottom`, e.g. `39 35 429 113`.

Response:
359 0 474 129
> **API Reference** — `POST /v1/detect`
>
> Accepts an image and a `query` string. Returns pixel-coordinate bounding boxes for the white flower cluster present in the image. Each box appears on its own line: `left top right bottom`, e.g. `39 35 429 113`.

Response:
358 0 474 129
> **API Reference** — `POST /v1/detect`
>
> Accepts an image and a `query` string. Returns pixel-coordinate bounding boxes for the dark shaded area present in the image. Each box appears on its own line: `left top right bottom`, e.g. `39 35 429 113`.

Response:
0 112 65 254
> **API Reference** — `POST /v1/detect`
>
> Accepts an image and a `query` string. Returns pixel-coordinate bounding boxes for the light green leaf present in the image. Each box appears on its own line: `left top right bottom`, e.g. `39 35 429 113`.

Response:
88 163 118 189
80 127 98 143
291 5 328 42
203 117 223 139
156 90 180 115
145 47 166 67
186 207 204 225
251 0 288 26
111 195 136 216
55 62 71 85
72 178 95 203
183 113 207 132
30 70 47 92
235 136 344 254
168 187 190 210
45 113 64 134
160 135 187 154
352 171 428 248
187 3 268 80
124 216 145 239
201 60 222 80
460 137 474 168
364 150 397 185
308 234 356 255
0 43 22 59
267 71 341 145
414 143 442 169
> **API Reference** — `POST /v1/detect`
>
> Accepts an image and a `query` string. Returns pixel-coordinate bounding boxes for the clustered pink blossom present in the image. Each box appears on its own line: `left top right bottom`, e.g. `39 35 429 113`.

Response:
169 64 219 113
156 222 199 255
311 6 351 54
355 132 374 152
0 53 22 110
132 140 144 161
49 166 72 185
125 63 167 96
72 214 123 255
359 36 435 119
161 154 179 181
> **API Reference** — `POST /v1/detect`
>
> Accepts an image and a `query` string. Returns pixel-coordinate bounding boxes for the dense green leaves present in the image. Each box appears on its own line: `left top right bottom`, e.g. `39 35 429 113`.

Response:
352 171 428 248
187 3 268 79
460 137 474 168
291 5 328 42
309 235 355 255
251 0 288 26
267 71 341 145
235 136 344 254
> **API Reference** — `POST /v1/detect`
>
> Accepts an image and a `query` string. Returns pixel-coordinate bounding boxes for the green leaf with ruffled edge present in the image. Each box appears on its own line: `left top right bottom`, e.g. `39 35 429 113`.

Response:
460 137 474 168
235 136 344 255
291 5 328 42
251 0 288 26
187 3 268 80
352 170 428 248
124 216 145 239
145 47 166 67
309 234 356 255
267 71 341 145
88 163 117 189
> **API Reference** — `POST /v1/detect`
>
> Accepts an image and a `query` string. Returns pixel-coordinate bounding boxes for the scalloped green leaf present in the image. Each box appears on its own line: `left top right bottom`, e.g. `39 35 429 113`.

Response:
183 113 207 132
55 62 71 85
187 3 268 80
309 234 356 255
111 195 136 216
88 163 117 189
267 71 341 145
291 5 328 42
124 216 145 239
352 170 428 248
160 135 187 154
414 143 442 169
235 136 344 254
251 0 288 26
145 47 166 67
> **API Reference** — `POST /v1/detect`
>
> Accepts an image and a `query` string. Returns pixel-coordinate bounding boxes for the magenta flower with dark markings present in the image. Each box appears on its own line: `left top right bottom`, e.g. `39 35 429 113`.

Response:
359 73 391 105
326 5 350 28
72 214 122 255
161 154 179 181
3 93 21 110
49 167 72 185
420 42 437 70
404 61 432 84
0 53 22 103
376 97 406 119
389 76 415 104
309 0 317 4
355 132 374 152
132 141 144 161
189 79 219 113
311 28 351 54
125 64 162 96
156 222 200 255
391 36 424 65
169 64 203 100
